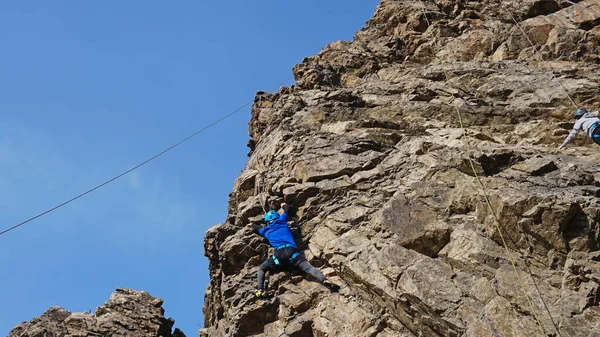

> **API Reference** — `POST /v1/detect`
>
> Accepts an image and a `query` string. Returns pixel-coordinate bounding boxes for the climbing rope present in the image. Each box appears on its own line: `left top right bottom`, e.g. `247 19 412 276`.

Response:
256 169 269 213
562 0 600 18
417 1 564 336
0 76 295 237
498 0 578 109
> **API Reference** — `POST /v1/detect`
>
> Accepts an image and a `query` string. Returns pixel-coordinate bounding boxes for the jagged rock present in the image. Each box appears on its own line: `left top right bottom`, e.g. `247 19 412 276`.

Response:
510 156 559 176
203 0 600 336
9 288 185 337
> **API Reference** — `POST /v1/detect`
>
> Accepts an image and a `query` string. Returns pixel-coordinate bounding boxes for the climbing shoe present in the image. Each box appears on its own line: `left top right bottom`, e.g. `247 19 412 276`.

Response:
323 280 340 292
254 290 265 298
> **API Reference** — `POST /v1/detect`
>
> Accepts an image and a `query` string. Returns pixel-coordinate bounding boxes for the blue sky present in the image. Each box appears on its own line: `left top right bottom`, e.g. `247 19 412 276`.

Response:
0 1 378 334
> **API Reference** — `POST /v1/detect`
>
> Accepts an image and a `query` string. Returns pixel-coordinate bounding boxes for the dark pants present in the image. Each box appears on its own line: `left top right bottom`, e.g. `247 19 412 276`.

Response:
257 247 326 290
592 127 600 145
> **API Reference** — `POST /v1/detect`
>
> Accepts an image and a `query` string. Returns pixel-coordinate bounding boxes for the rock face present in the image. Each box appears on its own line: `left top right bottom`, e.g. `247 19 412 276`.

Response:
9 288 186 337
202 0 600 336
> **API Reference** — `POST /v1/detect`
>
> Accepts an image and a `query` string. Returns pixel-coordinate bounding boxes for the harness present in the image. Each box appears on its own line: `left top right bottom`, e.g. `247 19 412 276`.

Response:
589 121 600 137
272 244 301 266
272 252 300 266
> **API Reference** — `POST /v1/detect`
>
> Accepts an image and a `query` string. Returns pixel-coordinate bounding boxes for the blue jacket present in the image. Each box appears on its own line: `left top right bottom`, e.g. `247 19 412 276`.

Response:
257 212 297 249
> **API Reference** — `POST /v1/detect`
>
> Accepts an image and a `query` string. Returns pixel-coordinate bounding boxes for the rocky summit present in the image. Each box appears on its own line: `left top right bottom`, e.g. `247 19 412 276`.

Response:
201 0 600 336
8 288 185 337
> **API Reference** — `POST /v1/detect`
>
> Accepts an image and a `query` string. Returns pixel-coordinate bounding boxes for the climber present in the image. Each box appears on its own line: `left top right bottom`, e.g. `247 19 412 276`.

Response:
559 107 600 149
250 202 340 298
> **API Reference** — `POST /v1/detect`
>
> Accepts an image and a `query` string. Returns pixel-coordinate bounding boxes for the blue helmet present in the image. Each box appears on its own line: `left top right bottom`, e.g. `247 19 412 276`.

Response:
264 210 280 223
574 107 588 119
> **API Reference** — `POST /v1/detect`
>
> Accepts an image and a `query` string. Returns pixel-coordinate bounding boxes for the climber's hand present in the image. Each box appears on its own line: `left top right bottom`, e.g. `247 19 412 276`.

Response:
251 223 262 234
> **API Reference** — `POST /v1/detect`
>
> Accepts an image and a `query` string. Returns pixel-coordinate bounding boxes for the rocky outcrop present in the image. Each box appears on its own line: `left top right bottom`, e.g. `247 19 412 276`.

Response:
6 1 599 336
9 288 185 337
202 0 600 336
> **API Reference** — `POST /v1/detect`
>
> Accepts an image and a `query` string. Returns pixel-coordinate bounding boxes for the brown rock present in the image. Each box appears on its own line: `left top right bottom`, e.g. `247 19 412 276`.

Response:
201 0 600 336
9 289 185 337
510 157 559 176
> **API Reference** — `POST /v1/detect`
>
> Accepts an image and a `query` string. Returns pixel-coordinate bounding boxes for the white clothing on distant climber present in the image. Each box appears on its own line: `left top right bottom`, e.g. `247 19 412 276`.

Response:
559 107 600 149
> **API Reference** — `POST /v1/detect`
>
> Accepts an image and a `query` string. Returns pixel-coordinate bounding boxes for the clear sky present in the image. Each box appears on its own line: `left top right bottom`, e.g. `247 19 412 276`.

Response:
0 1 378 335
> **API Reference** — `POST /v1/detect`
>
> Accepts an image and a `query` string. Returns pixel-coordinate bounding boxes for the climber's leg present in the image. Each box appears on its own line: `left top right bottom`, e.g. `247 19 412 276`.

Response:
257 257 276 292
295 258 326 283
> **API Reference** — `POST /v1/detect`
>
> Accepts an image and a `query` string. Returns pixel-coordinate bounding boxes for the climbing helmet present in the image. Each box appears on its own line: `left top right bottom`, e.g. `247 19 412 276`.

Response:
264 210 280 224
574 107 589 119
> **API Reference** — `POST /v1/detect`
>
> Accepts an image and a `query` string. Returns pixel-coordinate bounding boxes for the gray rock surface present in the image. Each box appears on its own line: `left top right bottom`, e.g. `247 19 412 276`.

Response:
202 0 600 336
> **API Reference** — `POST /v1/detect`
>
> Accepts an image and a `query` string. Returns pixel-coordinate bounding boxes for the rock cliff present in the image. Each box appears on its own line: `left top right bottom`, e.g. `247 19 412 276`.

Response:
202 0 600 336
9 288 185 337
